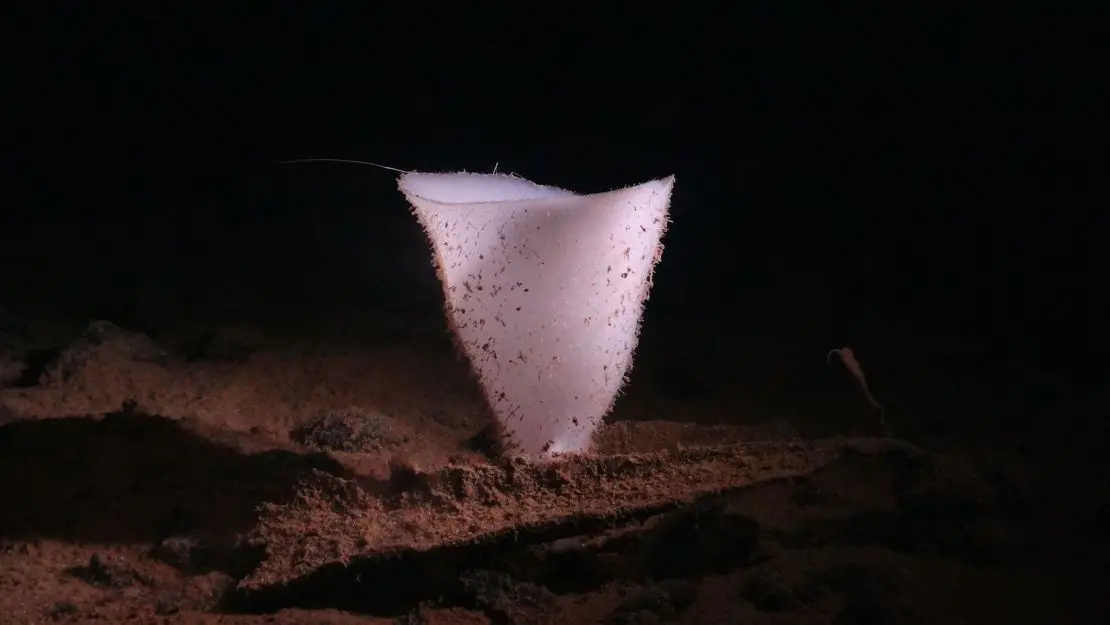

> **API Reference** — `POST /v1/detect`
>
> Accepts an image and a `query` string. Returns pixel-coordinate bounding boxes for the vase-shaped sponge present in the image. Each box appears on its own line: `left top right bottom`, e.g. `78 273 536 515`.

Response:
399 172 674 460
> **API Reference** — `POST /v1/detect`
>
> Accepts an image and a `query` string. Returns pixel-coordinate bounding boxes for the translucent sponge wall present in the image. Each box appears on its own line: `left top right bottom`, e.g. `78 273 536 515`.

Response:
400 172 674 460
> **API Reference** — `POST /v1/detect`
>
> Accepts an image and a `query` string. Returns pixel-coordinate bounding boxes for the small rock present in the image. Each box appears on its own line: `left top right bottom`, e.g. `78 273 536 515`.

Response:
639 498 760 579
293 407 406 453
152 536 203 572
459 570 556 614
608 580 697 624
742 573 799 612
47 600 79 621
67 553 148 589
42 320 168 384
157 571 234 614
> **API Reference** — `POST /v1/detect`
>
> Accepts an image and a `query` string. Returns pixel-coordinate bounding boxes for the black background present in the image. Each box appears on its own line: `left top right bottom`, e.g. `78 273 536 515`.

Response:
3 5 1104 442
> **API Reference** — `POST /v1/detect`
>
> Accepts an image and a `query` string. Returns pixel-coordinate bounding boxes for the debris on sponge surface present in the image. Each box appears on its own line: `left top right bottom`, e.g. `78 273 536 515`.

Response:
399 172 674 461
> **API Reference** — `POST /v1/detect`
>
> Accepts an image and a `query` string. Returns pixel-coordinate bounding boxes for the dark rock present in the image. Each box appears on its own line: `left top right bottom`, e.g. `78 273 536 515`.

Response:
637 497 760 579
293 407 405 453
66 553 148 589
38 320 169 385
608 580 697 624
459 569 556 614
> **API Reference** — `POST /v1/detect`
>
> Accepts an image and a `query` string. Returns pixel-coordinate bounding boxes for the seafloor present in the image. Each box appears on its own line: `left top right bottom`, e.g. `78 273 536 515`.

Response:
1 307 1106 624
